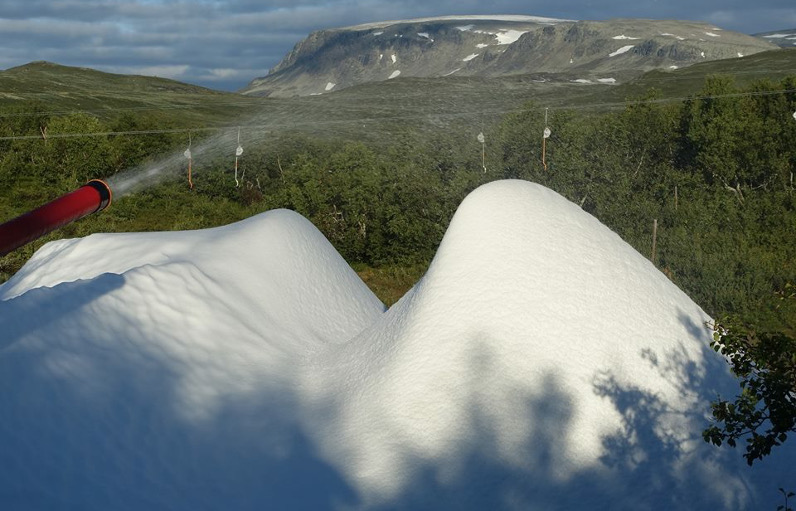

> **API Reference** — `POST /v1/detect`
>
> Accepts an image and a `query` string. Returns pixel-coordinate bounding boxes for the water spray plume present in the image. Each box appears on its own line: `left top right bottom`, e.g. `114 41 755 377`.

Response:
0 127 249 257
0 179 112 257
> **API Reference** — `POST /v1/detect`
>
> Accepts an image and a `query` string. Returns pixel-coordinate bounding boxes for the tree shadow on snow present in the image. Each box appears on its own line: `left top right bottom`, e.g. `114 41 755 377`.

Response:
3 299 794 510
0 273 358 511
0 273 125 351
366 321 773 511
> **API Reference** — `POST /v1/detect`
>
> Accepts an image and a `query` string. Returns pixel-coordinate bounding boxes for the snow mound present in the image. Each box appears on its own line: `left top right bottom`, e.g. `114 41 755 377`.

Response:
0 181 792 510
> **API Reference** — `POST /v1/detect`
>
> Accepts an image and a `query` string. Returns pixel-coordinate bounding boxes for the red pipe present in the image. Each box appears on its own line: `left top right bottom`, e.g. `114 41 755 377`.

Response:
0 179 112 257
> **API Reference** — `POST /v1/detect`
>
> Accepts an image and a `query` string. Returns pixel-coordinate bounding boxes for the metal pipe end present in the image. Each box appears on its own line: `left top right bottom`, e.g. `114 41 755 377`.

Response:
85 179 113 211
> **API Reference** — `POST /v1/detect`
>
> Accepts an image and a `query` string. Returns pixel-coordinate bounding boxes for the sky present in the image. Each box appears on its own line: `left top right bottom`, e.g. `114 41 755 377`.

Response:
0 0 794 91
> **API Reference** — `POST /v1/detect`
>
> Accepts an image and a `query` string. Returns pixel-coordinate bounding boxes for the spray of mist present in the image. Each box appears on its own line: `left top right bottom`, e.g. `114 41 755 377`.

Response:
105 128 243 198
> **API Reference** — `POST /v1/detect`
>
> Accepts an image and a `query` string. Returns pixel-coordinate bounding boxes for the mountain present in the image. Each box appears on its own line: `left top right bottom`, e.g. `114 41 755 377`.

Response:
242 15 779 97
755 29 796 47
1 180 793 509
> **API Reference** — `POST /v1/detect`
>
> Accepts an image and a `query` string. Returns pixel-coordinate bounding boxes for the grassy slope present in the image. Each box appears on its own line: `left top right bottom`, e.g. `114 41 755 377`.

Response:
603 48 796 103
0 61 263 125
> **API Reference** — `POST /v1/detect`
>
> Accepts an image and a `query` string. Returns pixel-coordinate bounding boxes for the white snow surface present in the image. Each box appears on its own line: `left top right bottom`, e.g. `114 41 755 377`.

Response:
462 53 479 62
388 70 401 79
325 82 336 91
0 180 792 510
612 35 639 40
609 45 635 57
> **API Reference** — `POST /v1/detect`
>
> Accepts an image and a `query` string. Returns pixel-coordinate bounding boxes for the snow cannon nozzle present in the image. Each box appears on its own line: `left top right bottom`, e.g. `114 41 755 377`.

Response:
0 179 114 258
85 179 113 212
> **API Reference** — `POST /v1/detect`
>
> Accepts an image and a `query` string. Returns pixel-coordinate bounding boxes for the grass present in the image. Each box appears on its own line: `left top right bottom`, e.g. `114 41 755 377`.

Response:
603 48 796 103
0 61 263 126
353 263 429 306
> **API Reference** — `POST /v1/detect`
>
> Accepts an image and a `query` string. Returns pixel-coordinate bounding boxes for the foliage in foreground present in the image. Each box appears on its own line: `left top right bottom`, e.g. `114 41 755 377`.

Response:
704 287 796 465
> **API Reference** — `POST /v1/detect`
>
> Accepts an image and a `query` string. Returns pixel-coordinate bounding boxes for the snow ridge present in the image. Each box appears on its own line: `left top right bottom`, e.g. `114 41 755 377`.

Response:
1 180 792 510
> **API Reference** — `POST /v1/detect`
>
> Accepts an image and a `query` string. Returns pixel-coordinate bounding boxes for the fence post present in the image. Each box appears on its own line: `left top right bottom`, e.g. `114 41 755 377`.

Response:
651 219 658 264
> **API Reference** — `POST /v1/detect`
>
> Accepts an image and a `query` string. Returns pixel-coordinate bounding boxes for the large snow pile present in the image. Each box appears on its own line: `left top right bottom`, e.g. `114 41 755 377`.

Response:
0 180 792 510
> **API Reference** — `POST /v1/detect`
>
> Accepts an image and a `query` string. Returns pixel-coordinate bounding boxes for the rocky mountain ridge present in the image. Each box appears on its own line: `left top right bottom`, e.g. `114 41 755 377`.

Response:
242 15 779 97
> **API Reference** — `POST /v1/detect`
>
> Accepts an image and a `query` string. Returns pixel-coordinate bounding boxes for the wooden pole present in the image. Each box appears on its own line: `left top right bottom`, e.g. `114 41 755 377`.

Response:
542 137 547 171
477 132 487 172
542 107 549 171
651 219 658 264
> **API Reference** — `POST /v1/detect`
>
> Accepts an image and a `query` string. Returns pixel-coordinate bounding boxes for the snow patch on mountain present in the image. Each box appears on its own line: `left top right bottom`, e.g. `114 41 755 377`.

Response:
609 45 635 57
494 29 528 45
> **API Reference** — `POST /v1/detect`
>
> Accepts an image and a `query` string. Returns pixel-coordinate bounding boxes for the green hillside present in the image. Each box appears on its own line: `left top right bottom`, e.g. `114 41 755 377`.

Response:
606 48 796 102
0 61 262 125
